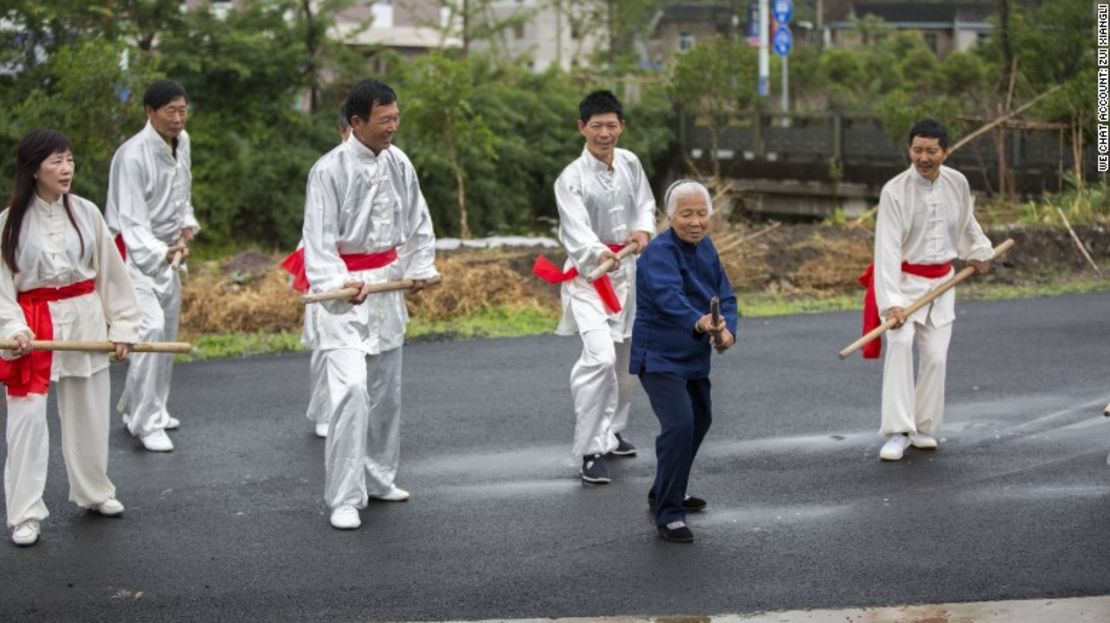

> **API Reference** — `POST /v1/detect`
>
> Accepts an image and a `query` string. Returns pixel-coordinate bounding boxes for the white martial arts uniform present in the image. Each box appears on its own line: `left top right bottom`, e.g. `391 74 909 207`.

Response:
288 241 329 429
0 194 141 528
553 147 656 459
105 121 200 438
874 165 993 436
301 134 437 509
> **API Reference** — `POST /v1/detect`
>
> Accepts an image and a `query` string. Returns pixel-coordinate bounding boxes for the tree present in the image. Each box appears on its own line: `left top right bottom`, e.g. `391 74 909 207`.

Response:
1002 0 1097 186
668 35 758 180
401 54 498 239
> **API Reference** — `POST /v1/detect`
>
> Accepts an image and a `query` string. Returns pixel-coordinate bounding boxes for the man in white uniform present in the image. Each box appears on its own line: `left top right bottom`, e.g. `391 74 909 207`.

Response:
865 119 994 461
543 90 655 484
106 80 200 453
294 79 437 530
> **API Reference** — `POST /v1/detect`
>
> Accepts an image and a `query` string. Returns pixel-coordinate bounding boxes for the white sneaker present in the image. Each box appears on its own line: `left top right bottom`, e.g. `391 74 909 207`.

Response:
140 429 174 452
910 433 938 450
93 498 125 516
370 485 410 502
124 415 178 430
330 505 361 530
314 422 329 439
11 520 39 546
880 434 911 461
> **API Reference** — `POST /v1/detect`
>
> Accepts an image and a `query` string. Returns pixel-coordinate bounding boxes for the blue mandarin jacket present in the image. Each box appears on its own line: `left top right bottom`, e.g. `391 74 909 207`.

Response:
630 228 738 379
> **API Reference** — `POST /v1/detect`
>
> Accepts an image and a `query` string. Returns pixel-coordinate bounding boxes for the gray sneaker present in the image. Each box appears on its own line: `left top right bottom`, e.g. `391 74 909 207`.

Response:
580 454 610 484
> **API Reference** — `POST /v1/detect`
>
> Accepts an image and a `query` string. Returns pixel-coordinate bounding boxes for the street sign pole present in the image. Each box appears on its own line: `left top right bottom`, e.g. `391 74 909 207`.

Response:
772 0 793 114
783 55 789 113
759 0 769 97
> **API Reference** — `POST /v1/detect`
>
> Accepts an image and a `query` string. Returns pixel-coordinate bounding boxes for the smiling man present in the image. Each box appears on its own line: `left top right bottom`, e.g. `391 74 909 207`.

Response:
106 79 200 453
549 90 656 484
867 119 995 462
291 78 438 530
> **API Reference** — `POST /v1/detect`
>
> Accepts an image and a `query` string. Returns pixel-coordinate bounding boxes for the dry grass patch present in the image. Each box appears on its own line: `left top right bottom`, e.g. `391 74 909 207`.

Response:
179 248 562 337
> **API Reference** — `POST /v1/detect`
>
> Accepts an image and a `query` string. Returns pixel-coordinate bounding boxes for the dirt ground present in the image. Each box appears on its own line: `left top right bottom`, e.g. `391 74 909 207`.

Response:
179 224 1110 337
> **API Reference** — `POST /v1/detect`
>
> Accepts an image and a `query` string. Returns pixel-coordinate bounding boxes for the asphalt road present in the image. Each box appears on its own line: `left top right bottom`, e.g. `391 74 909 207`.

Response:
1 292 1109 622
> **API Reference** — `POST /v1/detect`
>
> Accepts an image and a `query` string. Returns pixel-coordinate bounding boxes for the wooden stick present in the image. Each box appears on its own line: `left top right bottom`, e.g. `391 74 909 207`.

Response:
709 296 725 353
716 221 781 256
1055 207 1103 276
0 340 193 353
837 238 1015 360
300 276 442 305
584 241 641 282
169 235 188 276
948 85 1062 155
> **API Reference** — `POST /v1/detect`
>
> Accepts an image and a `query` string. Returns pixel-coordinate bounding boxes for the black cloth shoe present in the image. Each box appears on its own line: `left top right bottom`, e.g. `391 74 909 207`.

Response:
609 433 637 457
648 489 708 512
580 454 610 484
658 522 694 543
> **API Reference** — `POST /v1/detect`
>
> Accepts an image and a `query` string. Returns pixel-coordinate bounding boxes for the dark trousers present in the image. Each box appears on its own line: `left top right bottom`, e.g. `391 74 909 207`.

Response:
639 372 712 527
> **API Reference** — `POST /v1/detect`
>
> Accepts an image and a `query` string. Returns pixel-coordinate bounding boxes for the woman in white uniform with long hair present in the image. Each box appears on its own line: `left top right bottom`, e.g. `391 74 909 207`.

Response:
0 129 141 546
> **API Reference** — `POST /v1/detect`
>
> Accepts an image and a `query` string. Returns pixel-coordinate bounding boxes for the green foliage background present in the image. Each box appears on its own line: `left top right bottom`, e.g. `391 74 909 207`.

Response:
0 0 1101 251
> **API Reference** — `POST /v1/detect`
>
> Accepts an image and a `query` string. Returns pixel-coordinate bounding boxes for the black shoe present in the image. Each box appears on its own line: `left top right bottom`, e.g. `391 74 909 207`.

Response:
657 522 694 543
580 454 610 484
648 489 708 512
609 433 637 457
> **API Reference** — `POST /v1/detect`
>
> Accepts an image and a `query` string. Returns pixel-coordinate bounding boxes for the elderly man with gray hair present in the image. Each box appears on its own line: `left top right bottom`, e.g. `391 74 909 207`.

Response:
629 179 737 543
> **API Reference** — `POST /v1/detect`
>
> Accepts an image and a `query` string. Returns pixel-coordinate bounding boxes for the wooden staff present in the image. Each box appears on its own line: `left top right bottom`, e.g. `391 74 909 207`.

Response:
169 236 187 275
300 276 442 305
837 238 1015 360
584 240 641 283
0 340 193 353
709 295 725 353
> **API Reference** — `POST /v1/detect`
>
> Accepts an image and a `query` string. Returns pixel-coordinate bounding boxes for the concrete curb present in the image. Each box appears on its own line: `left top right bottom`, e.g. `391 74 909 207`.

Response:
437 595 1110 623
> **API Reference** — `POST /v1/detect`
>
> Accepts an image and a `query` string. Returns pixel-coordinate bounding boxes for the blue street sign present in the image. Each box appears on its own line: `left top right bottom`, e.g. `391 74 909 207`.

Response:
773 24 793 56
772 0 793 25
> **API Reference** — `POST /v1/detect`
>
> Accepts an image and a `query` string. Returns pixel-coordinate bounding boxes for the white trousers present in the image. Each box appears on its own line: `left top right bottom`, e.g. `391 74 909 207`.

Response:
305 349 329 425
119 277 181 437
570 330 635 458
880 320 953 436
323 347 403 509
4 369 116 528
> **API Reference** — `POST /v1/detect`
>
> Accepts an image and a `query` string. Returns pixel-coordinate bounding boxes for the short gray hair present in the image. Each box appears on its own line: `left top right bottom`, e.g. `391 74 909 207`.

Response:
663 179 712 217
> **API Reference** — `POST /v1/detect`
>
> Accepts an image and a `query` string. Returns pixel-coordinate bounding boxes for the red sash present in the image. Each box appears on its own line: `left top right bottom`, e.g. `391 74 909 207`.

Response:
280 247 398 293
0 279 96 397
114 233 126 261
858 261 952 359
532 243 626 315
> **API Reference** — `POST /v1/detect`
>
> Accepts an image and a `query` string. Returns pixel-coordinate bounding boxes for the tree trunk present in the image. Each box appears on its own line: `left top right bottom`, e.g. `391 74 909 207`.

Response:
302 0 319 112
452 161 471 239
607 0 616 67
993 103 1011 201
998 0 1013 95
1072 114 1085 189
463 0 470 54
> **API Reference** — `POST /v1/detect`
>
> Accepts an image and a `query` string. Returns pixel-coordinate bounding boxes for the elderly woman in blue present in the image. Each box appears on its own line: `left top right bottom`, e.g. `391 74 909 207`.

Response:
630 180 737 543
